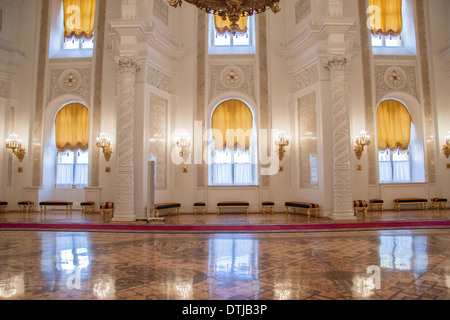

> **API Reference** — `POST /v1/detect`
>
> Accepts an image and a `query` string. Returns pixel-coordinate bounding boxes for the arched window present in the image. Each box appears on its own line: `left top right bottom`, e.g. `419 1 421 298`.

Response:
55 103 90 187
377 99 416 183
208 99 258 186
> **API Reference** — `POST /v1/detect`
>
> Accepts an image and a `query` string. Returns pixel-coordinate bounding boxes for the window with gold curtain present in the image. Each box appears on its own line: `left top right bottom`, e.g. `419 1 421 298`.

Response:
368 0 403 38
377 99 412 183
377 99 411 152
55 103 90 153
63 0 96 40
214 13 248 36
210 99 257 185
55 103 90 187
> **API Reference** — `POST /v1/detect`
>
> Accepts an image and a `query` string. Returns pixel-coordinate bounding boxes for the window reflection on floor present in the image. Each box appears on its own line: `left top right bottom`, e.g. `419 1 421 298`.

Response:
378 231 428 273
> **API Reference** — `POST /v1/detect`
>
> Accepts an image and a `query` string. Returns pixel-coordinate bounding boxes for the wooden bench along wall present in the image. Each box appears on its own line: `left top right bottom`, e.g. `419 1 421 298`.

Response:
217 202 249 215
285 201 319 218
393 198 428 211
39 201 73 214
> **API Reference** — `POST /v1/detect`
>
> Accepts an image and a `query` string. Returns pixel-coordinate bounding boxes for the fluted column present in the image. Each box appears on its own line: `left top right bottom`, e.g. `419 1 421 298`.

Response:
113 56 140 221
325 55 355 220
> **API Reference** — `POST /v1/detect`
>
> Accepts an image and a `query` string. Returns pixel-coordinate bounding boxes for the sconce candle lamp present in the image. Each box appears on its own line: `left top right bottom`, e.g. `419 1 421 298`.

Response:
96 132 112 161
354 130 370 160
275 130 289 171
443 132 450 158
5 133 26 162
176 136 191 162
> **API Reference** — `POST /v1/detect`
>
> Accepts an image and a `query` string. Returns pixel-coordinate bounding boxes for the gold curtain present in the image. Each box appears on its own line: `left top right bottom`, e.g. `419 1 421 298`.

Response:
55 103 90 153
63 0 96 40
214 13 248 35
368 0 403 37
377 99 411 152
212 99 253 151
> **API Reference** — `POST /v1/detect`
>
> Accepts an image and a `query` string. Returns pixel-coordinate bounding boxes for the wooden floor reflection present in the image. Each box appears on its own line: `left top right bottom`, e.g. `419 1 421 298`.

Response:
0 209 449 300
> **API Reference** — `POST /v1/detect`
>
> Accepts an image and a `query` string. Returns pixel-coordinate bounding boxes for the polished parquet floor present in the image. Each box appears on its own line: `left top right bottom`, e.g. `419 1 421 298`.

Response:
0 208 449 302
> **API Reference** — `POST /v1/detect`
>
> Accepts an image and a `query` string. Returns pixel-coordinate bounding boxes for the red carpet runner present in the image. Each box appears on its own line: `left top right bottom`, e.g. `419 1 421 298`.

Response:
1 220 450 233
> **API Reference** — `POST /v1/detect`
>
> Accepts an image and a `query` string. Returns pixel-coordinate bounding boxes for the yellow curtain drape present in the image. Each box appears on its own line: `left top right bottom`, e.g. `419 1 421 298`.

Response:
214 13 248 35
55 103 90 153
368 0 403 37
211 99 253 151
377 99 411 152
63 0 96 40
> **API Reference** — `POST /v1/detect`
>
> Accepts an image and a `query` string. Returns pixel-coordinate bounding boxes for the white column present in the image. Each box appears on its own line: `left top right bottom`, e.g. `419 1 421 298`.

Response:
112 56 140 222
325 55 355 220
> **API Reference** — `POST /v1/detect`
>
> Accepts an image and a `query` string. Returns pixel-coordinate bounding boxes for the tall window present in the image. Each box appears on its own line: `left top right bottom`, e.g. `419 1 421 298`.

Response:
209 100 258 186
55 103 90 187
368 0 416 54
209 14 255 55
377 99 412 183
62 0 96 50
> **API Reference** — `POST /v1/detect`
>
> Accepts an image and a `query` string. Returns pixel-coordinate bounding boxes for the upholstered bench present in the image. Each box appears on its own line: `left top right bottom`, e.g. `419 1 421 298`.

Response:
261 201 274 214
0 201 7 213
100 202 114 218
369 199 384 212
194 202 206 215
393 198 428 211
353 200 368 217
39 201 73 214
154 203 181 217
285 201 319 218
217 201 249 215
81 201 95 214
431 198 447 210
18 201 34 213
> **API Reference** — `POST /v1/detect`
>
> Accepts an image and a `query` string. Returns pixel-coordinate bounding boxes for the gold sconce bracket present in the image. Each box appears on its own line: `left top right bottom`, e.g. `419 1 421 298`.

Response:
176 136 191 162
443 132 450 159
5 133 26 162
354 130 370 160
275 131 289 172
96 132 113 161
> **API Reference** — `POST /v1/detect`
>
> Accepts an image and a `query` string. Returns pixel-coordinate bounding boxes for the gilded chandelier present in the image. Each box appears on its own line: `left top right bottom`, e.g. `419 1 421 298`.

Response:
169 0 281 34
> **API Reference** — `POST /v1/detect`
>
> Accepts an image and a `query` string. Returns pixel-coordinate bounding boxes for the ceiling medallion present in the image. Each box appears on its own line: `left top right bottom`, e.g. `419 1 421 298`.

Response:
169 0 281 34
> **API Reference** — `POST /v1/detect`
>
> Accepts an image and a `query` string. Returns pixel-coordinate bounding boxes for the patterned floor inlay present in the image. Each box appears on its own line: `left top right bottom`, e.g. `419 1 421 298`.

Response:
0 228 449 300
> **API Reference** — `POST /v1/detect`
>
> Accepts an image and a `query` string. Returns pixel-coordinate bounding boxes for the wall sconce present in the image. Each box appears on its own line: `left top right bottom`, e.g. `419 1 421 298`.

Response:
5 133 26 162
176 136 191 162
354 130 370 160
443 132 450 158
275 130 289 171
96 132 112 161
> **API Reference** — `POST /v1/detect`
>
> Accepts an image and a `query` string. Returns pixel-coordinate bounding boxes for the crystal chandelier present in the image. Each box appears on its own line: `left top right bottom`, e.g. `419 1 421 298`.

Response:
169 0 281 34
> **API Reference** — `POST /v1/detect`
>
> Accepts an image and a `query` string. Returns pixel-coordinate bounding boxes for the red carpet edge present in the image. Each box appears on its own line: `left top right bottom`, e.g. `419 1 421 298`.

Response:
1 220 450 233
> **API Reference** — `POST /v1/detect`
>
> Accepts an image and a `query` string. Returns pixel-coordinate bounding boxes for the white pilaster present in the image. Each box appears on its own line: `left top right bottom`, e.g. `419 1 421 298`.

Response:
325 55 355 220
112 56 140 222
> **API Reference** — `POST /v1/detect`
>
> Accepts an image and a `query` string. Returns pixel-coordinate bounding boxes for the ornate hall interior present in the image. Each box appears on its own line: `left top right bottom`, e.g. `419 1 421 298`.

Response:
0 0 449 302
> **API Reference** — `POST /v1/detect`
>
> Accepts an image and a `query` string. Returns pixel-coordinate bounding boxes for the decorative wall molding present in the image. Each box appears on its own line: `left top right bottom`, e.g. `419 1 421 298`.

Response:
209 64 255 101
48 68 91 102
294 64 318 90
147 65 172 93
149 93 168 190
374 65 417 101
298 92 319 188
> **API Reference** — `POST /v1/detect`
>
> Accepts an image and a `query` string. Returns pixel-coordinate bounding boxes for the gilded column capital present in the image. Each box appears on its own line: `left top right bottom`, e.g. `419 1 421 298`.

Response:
115 56 141 74
325 55 350 72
